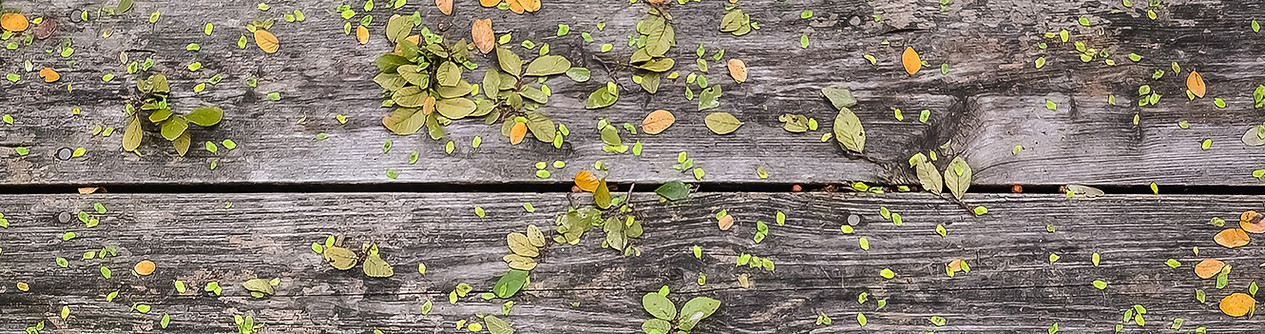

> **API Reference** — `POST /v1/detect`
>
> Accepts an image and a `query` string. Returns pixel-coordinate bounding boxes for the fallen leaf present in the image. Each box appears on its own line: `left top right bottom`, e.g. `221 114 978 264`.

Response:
1214 228 1250 248
472 19 494 54
520 0 541 12
436 0 453 15
642 109 675 134
1195 259 1225 279
1187 70 1206 98
717 214 734 231
507 0 525 13
134 260 156 276
1 13 29 32
1220 293 1256 317
1241 211 1265 233
510 122 528 145
254 29 279 53
727 59 747 83
78 187 103 194
481 0 501 7
39 68 60 83
902 47 921 75
356 25 369 44
574 171 600 192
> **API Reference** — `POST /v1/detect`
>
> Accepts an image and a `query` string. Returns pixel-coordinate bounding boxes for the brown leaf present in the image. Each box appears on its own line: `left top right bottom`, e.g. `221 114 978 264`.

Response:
1242 211 1265 233
641 109 675 134
436 0 454 15
1187 70 1206 98
717 214 734 231
1214 228 1250 248
472 19 494 54
727 59 748 83
1194 259 1225 279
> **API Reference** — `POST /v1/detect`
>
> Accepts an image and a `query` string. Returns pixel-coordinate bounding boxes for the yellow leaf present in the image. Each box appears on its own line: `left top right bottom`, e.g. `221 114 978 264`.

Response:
1187 70 1206 98
356 25 369 44
254 30 279 53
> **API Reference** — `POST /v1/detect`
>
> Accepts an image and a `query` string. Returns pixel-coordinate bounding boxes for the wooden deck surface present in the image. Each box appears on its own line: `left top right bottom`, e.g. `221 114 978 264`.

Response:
2 0 1264 332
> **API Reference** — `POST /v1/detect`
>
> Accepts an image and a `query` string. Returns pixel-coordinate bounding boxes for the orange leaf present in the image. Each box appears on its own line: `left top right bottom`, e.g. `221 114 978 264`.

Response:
573 171 600 192
394 35 420 56
947 259 965 272
506 0 525 14
727 59 748 83
356 25 369 44
472 19 494 54
1194 259 1225 279
1241 210 1265 233
254 30 279 54
1220 293 1256 317
641 109 675 135
1 13 29 32
510 122 528 145
134 260 156 276
717 214 734 231
38 68 59 83
520 0 541 12
1214 228 1250 248
436 0 454 15
1187 70 1206 98
480 0 501 7
902 47 921 75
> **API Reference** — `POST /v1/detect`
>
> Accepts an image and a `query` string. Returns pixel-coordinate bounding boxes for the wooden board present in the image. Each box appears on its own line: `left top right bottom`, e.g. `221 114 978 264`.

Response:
1 192 1263 333
2 0 1264 187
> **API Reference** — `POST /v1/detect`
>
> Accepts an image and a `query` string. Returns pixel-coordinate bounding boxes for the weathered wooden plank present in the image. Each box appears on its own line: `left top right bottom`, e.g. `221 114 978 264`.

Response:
2 0 1264 187
1 191 1262 333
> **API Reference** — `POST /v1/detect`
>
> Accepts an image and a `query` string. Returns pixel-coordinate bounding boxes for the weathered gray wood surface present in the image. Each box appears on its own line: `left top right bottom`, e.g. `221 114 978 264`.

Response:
2 0 1263 186
1 192 1262 333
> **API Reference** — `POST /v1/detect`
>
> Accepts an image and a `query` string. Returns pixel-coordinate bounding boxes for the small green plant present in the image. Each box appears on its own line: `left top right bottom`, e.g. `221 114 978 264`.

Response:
124 74 223 155
641 287 720 334
234 314 262 334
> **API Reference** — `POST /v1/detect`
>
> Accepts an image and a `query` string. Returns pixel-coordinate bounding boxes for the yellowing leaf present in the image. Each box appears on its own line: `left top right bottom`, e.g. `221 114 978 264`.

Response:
357 25 369 44
254 30 279 53
902 47 921 75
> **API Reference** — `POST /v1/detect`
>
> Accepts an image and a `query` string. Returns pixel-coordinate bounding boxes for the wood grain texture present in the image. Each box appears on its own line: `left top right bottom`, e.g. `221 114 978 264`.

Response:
2 0 1264 187
1 191 1263 333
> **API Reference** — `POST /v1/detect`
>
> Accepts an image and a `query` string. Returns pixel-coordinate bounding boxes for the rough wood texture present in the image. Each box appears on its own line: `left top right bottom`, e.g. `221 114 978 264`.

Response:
1 192 1262 333
2 0 1263 186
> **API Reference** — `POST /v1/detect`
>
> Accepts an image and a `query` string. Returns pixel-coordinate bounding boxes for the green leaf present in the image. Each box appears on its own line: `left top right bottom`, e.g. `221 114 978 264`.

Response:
382 108 427 135
821 86 857 109
641 292 676 321
566 67 591 82
916 159 944 194
437 61 462 87
585 82 619 109
677 297 721 330
482 70 501 100
485 315 512 334
697 85 722 110
186 106 223 126
704 112 742 134
497 46 523 77
655 181 690 201
160 117 189 141
832 108 865 153
944 157 972 199
375 54 411 73
1093 280 1108 290
493 269 529 298
525 55 572 76
436 98 477 119
642 319 671 334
